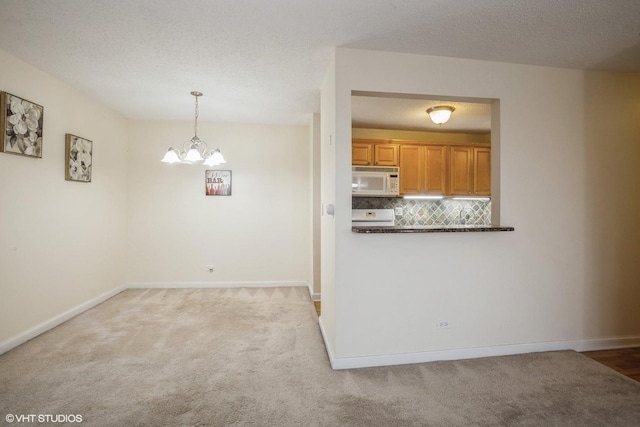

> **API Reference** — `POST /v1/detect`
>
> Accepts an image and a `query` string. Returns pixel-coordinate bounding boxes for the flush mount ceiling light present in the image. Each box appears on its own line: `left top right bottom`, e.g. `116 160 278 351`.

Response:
161 91 226 166
426 106 455 125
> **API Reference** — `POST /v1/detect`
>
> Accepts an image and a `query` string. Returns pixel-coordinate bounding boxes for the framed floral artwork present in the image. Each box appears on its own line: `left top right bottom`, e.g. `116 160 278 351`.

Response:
205 170 231 196
65 134 93 182
0 91 44 158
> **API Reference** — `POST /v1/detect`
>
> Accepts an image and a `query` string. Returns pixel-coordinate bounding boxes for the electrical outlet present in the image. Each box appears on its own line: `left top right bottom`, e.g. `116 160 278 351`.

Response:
436 320 451 329
394 207 403 216
206 265 215 273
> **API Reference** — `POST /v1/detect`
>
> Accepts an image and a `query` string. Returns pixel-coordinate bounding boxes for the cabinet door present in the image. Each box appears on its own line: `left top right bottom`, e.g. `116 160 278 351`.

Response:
424 145 447 194
449 147 473 196
399 145 423 194
474 147 491 196
352 143 372 166
374 144 399 166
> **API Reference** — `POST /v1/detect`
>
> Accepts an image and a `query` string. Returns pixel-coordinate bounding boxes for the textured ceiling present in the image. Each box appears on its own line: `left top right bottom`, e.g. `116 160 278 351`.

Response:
0 0 638 126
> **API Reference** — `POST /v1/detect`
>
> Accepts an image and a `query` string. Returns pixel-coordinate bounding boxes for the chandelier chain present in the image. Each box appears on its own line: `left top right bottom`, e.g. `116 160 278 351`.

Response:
194 94 199 138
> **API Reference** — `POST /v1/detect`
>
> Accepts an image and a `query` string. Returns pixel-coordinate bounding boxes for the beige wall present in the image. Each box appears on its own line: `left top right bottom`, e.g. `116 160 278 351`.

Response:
321 48 640 366
319 53 337 358
0 50 128 344
583 71 640 338
126 121 311 285
310 113 322 298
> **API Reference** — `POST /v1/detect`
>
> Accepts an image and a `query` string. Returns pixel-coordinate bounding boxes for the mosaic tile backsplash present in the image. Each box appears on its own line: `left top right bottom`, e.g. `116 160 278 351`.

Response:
352 197 491 226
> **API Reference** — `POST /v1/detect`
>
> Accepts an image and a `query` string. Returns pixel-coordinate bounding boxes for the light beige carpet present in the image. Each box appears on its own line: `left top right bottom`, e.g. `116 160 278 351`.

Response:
1 287 640 426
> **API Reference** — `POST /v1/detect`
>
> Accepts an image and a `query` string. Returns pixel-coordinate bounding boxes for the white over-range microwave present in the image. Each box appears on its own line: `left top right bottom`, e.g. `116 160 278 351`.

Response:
352 166 400 197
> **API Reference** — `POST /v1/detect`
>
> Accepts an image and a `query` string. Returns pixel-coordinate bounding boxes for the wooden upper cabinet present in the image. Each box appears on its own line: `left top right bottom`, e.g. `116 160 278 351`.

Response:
423 145 447 194
449 146 491 196
352 140 398 166
449 147 473 196
474 147 491 196
399 144 446 195
399 145 423 194
352 142 373 166
374 144 399 166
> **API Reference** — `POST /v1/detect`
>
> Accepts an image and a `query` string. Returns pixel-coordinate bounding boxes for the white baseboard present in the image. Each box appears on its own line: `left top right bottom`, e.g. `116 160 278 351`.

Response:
572 336 640 352
324 335 640 370
318 316 337 369
127 281 309 289
0 285 126 356
306 281 321 301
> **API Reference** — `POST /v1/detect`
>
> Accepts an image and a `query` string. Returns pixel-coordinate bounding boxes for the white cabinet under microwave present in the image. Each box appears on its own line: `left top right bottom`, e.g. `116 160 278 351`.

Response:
352 166 400 197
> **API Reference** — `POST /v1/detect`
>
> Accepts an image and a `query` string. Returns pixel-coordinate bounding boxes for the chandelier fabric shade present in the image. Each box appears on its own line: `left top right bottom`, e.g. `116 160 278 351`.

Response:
426 106 455 125
161 91 226 165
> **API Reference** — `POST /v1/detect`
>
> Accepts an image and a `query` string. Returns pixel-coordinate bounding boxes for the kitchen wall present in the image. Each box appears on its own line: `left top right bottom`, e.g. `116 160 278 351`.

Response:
320 47 640 367
0 49 128 346
126 121 312 287
352 127 492 226
352 198 491 226
352 128 490 144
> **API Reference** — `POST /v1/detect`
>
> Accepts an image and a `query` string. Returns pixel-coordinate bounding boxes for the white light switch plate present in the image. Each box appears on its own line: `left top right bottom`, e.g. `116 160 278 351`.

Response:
394 207 403 216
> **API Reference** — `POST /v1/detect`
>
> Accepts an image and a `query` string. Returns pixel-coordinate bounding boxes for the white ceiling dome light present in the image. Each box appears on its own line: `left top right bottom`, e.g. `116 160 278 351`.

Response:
426 106 455 125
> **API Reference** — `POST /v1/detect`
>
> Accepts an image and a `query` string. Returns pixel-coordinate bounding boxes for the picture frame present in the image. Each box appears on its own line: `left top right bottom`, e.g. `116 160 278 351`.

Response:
205 170 232 196
0 91 44 158
65 134 93 182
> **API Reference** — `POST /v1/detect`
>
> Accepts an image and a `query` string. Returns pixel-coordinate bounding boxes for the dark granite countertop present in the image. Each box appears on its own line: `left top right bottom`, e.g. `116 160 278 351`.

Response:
352 224 515 233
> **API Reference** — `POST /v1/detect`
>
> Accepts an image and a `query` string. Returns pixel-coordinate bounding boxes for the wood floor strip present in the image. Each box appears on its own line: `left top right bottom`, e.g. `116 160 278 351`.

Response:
583 347 640 382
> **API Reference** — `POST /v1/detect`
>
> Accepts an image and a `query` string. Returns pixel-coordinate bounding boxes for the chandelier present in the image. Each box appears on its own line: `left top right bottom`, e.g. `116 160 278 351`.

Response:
161 91 226 165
